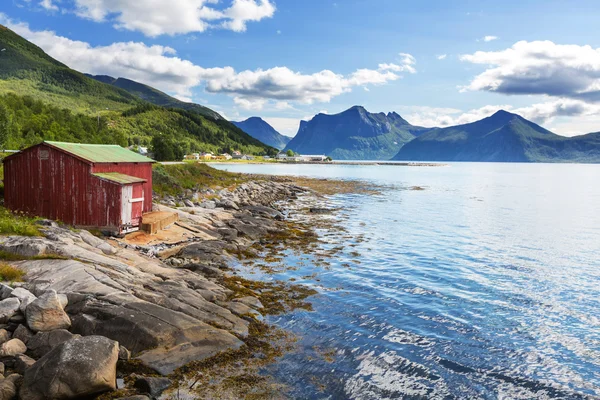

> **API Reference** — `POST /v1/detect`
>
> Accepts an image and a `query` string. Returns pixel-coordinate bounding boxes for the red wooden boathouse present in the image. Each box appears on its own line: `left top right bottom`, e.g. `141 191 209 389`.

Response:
3 141 155 234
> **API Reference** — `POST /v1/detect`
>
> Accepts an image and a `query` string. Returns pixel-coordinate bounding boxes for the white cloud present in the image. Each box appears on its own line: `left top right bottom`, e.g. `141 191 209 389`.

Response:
221 0 276 32
40 0 59 11
403 99 600 136
460 40 600 102
41 0 275 37
437 54 447 60
233 97 267 110
262 117 301 136
1 15 411 107
403 105 507 128
482 35 498 42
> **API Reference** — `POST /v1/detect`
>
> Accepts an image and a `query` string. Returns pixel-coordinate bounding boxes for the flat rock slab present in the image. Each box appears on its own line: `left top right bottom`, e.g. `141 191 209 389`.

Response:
8 229 252 376
136 331 243 376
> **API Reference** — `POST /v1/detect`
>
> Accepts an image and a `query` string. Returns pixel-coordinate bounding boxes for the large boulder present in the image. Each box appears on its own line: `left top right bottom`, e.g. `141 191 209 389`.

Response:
0 298 21 324
133 376 172 398
0 338 27 356
14 354 36 374
0 374 20 400
67 297 244 375
27 329 79 359
25 290 71 332
10 288 36 313
0 329 10 345
12 325 33 345
20 336 119 400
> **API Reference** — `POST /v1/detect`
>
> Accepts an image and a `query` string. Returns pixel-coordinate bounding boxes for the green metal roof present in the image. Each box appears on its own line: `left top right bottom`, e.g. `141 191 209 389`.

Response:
92 172 147 185
45 141 154 163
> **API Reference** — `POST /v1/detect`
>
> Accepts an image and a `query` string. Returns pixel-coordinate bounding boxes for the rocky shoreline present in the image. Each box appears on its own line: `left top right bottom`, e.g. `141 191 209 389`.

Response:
0 176 337 399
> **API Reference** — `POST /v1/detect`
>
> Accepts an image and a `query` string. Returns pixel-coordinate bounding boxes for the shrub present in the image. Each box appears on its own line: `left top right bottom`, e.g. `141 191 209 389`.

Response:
0 263 25 282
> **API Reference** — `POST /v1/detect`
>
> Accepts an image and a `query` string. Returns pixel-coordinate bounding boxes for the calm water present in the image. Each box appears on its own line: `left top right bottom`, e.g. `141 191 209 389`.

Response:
213 163 600 399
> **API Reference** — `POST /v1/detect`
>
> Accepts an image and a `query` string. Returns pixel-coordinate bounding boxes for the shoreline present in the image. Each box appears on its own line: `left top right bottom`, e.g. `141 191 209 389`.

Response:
162 160 447 167
0 167 358 399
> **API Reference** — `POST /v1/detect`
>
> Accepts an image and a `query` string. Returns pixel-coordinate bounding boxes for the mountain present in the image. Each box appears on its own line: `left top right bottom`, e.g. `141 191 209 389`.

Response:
0 25 139 112
86 75 221 119
0 25 277 158
393 110 600 163
232 117 291 149
284 106 427 160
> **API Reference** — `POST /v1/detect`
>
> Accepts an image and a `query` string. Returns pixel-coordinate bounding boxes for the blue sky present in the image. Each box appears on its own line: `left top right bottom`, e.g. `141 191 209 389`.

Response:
2 0 600 136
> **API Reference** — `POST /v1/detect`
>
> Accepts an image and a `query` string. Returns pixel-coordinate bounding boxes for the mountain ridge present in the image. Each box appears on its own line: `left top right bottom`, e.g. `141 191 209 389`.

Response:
232 117 291 150
393 110 600 163
285 106 427 160
86 74 222 119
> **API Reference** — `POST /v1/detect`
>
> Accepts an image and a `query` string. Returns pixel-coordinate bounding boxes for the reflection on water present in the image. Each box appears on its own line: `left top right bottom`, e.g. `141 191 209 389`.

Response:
214 162 600 399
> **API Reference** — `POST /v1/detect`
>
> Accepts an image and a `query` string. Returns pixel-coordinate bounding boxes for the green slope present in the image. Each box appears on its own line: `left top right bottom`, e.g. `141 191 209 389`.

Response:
0 25 277 159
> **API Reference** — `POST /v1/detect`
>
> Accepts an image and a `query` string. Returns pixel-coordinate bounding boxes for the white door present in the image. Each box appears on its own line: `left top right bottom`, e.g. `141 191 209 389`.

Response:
121 185 133 226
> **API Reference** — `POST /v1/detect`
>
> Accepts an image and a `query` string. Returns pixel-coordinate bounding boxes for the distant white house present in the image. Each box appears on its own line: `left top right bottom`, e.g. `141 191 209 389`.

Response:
276 152 328 162
138 146 149 156
221 153 232 160
300 155 328 162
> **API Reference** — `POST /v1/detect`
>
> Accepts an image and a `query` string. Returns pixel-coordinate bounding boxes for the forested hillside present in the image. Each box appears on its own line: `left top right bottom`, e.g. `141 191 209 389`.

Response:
0 25 277 159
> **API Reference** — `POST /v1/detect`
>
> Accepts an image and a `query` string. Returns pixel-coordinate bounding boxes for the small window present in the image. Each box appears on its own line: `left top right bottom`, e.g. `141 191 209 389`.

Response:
40 150 49 160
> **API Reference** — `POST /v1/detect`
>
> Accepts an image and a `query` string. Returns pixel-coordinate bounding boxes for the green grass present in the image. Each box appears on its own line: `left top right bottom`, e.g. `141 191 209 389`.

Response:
152 163 249 197
0 263 25 282
0 250 67 261
0 207 42 236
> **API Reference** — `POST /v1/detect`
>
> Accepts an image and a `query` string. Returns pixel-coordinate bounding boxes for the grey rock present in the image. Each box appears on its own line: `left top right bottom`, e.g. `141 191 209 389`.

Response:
0 285 13 301
243 205 285 220
233 296 264 310
133 375 172 398
0 299 20 324
20 336 119 400
216 199 239 211
183 263 224 278
225 302 262 320
0 329 10 345
226 219 270 240
68 297 244 375
36 219 58 227
216 227 238 241
25 290 71 332
12 325 33 345
199 201 216 209
116 397 151 400
0 338 27 356
177 241 229 264
0 236 49 258
0 374 19 400
57 294 68 309
14 354 35 374
309 207 333 214
118 345 131 361
27 329 79 359
183 199 195 208
8 314 25 324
